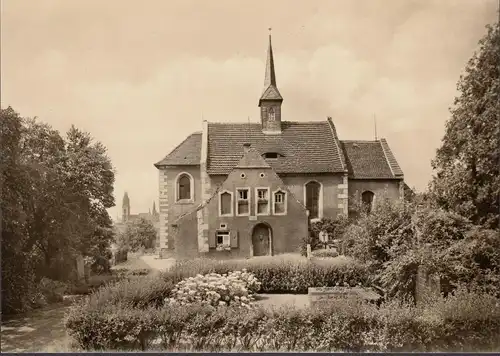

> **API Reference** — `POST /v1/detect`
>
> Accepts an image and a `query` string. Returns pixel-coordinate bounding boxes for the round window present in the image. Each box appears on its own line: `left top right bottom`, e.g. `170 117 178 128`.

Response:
259 173 265 178
240 173 246 179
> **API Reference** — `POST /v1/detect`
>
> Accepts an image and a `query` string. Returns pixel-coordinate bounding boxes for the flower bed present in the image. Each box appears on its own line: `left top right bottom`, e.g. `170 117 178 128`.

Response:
166 270 261 308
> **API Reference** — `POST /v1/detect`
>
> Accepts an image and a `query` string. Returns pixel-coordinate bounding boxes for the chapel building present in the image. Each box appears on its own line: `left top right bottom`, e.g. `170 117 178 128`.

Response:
154 34 404 259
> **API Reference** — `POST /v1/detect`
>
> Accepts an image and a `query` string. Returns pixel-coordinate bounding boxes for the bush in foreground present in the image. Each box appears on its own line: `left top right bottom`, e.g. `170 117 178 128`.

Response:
66 288 500 352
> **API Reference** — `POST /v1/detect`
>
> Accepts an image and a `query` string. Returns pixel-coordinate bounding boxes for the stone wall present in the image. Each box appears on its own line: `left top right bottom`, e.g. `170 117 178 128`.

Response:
348 179 401 211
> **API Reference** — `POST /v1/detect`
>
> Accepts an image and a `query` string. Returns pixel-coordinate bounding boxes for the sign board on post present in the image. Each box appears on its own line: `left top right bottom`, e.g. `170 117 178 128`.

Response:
308 287 382 307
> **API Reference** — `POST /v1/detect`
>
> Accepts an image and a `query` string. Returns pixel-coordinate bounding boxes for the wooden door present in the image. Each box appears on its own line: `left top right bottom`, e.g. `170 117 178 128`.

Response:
252 224 270 256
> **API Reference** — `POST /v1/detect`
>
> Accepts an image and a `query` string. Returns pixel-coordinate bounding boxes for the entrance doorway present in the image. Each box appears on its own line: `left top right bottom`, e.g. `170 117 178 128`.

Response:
251 223 272 256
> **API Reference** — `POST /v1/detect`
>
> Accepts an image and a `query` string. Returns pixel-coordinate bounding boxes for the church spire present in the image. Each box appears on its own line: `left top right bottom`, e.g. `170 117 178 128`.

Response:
259 28 283 134
122 192 130 222
264 29 277 88
152 201 158 216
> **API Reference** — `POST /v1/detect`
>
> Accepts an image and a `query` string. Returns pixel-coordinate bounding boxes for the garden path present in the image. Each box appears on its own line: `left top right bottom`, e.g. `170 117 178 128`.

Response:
140 254 176 272
0 254 154 352
0 296 81 352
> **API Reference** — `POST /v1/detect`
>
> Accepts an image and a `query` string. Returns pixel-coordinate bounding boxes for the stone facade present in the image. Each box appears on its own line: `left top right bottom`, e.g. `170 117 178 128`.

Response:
172 149 309 259
348 179 403 212
154 33 406 260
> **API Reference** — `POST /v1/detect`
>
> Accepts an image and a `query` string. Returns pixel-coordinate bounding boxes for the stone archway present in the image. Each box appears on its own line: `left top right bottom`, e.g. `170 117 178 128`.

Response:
251 223 272 256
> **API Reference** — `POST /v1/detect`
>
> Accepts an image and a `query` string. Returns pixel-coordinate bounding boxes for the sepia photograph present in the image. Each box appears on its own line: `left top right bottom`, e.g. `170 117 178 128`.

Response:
1 0 499 353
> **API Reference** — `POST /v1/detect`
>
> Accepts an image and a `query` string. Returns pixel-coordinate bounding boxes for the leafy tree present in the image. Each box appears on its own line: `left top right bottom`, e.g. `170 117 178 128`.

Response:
119 218 158 252
429 22 500 229
0 107 116 314
1 107 39 313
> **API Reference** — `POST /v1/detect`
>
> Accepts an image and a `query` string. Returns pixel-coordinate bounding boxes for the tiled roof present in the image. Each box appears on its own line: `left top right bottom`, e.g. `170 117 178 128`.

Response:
340 140 403 179
154 132 201 167
236 146 271 169
380 138 404 177
207 121 346 175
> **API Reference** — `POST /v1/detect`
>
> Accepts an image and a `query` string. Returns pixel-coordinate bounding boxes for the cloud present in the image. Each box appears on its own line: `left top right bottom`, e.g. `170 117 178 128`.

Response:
1 0 497 219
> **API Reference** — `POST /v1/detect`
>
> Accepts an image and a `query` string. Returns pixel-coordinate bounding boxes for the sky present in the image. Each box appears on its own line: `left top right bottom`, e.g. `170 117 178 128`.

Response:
1 0 498 221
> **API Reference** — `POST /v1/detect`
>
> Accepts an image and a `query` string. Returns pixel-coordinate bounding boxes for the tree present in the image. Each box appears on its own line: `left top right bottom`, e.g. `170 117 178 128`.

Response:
119 218 158 252
1 107 116 314
429 22 500 229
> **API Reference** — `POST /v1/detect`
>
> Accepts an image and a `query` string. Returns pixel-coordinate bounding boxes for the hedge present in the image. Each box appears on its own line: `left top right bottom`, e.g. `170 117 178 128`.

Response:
66 288 500 352
163 257 368 293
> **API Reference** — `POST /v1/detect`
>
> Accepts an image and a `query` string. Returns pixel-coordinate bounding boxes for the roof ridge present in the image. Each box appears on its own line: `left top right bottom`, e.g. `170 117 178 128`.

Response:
154 133 196 166
327 117 346 172
379 138 404 178
341 140 381 144
209 120 328 125
154 131 201 167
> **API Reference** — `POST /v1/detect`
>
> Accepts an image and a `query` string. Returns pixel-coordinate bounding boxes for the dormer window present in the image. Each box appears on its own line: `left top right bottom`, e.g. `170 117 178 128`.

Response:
263 152 280 159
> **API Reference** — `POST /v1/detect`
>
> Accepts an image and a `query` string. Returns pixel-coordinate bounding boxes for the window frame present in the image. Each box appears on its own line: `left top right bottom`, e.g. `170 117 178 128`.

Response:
216 231 231 249
218 190 234 217
175 172 194 203
361 190 375 214
304 180 323 222
255 187 271 216
236 187 251 216
263 152 279 159
272 188 287 215
268 107 276 121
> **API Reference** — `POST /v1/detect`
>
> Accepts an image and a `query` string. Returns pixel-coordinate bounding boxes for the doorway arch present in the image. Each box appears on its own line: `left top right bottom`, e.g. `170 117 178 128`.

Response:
251 223 273 256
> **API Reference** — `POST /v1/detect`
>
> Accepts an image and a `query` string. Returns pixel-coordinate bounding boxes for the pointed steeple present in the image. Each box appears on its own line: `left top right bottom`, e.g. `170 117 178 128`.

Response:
259 30 283 105
264 32 277 88
152 201 158 216
259 29 283 135
122 192 130 205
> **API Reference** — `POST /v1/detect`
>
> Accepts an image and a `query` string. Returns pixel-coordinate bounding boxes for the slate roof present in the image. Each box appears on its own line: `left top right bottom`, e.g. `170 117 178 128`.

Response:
340 140 403 179
207 121 345 175
154 132 201 167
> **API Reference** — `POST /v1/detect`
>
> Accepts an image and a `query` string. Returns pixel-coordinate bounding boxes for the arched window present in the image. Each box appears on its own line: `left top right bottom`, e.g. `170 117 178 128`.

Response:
268 107 275 121
305 181 321 220
219 191 233 216
176 173 192 201
361 191 375 213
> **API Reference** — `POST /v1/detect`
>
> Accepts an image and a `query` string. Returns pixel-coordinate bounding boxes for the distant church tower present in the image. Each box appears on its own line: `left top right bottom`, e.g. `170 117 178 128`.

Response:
152 201 158 218
122 192 130 222
259 29 283 135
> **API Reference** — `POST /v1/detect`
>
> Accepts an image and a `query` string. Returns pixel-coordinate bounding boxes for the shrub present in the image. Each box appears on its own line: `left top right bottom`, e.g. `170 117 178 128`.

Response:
164 258 368 294
166 270 261 308
312 249 339 258
82 275 175 311
90 254 111 275
299 234 321 256
114 248 128 264
66 289 500 352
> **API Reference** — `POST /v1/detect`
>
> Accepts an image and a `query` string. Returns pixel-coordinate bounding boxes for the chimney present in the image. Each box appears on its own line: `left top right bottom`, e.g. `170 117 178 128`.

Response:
243 143 251 153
